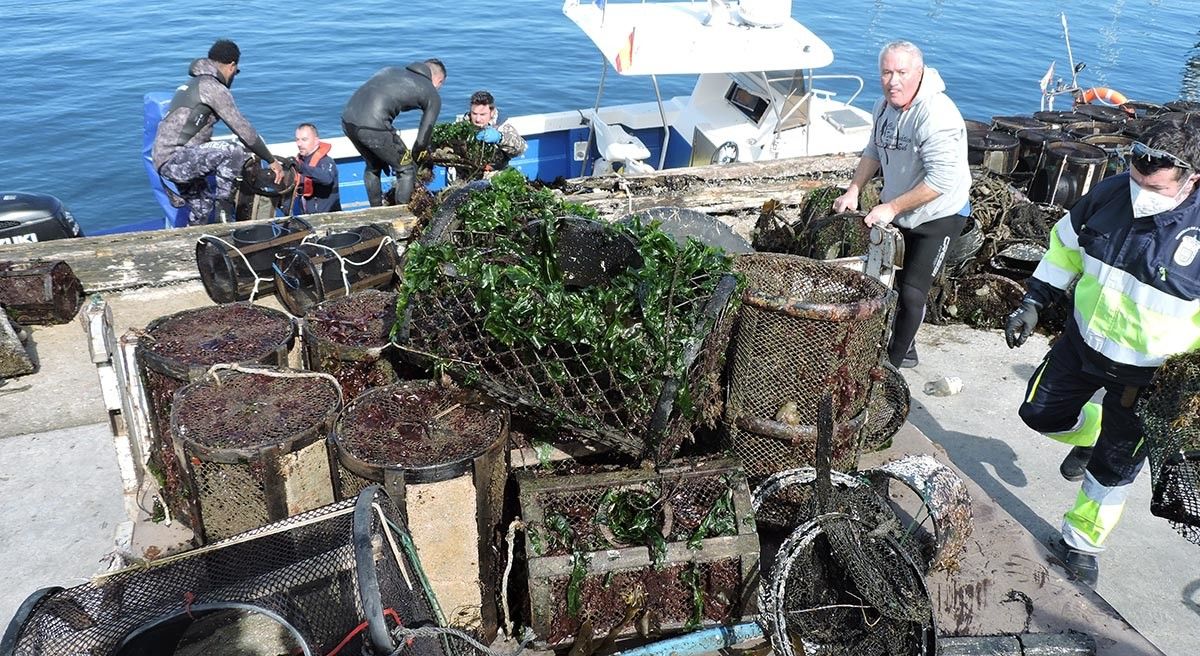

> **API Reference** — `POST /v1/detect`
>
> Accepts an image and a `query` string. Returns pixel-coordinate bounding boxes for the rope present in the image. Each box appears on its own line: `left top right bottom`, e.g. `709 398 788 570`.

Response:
500 518 525 638
198 233 272 302
298 233 397 295
387 625 530 656
201 363 345 407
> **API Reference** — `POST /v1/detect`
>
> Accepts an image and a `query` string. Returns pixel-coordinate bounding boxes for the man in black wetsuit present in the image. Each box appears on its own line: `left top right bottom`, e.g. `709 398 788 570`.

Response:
152 39 283 225
341 59 445 206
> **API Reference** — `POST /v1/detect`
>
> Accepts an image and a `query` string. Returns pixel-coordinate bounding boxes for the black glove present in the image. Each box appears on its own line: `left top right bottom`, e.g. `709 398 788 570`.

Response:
1005 297 1042 348
280 156 297 169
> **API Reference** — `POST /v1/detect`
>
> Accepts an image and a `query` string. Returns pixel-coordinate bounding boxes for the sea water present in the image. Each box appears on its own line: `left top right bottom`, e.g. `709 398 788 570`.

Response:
2 0 1197 233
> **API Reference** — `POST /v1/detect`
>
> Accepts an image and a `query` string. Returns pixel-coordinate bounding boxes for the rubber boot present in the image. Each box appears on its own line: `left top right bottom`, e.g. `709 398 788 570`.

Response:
392 164 416 206
1059 446 1094 482
1051 537 1099 587
214 198 238 224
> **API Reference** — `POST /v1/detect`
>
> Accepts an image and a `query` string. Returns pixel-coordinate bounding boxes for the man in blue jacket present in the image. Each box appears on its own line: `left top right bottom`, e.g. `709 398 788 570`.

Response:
291 123 340 214
341 59 444 207
1006 118 1200 586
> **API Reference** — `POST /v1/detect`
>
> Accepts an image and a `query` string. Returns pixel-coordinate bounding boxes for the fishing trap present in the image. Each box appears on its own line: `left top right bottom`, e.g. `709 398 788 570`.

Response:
1139 351 1200 545
302 289 403 400
169 365 342 543
195 217 313 304
0 260 83 325
136 303 295 533
273 224 399 317
516 459 759 648
0 486 447 656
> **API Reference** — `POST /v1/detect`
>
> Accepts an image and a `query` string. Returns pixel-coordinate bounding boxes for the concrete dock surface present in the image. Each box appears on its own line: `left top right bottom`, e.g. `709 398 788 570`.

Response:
0 283 1194 655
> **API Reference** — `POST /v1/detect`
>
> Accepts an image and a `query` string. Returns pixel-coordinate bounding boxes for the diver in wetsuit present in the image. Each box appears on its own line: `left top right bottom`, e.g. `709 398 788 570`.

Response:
152 40 283 225
341 59 445 207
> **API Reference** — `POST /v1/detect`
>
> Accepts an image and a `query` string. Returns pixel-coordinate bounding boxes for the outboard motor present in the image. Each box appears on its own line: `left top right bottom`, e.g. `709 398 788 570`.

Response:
0 192 84 244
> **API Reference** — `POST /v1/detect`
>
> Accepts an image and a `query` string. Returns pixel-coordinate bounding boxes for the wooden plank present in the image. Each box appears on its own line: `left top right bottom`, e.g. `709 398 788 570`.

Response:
0 207 420 294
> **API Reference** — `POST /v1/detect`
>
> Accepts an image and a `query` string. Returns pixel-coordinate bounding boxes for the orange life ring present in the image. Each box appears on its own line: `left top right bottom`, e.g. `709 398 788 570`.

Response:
1081 86 1129 106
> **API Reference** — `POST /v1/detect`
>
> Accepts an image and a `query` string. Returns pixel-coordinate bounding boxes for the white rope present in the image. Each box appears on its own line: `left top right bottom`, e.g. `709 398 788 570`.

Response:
199 233 272 303
299 233 397 296
500 518 525 638
202 363 345 407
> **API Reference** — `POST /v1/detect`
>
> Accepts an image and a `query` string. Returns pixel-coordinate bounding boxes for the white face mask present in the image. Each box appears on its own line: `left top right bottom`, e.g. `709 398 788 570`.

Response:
1130 178 1190 218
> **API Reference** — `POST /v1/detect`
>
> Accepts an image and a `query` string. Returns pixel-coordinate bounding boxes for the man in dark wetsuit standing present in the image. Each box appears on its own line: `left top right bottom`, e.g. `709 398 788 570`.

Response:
152 40 283 225
341 59 445 207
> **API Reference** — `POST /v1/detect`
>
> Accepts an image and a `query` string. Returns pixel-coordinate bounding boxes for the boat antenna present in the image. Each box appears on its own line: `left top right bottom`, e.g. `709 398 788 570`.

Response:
1061 13 1079 90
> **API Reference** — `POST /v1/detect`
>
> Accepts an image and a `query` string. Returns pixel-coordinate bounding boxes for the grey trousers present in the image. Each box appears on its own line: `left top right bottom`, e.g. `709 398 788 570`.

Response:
160 141 246 225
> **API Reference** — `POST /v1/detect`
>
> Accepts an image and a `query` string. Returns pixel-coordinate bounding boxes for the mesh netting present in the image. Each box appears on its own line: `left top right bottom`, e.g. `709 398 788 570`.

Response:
1138 352 1200 545
518 460 757 647
759 513 936 656
725 254 892 480
334 380 508 480
3 487 447 656
170 367 342 542
0 260 83 325
304 290 401 400
138 303 295 531
396 197 738 463
862 363 910 453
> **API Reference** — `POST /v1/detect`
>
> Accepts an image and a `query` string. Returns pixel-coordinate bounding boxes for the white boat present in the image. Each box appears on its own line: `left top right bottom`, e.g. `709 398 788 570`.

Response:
141 0 874 227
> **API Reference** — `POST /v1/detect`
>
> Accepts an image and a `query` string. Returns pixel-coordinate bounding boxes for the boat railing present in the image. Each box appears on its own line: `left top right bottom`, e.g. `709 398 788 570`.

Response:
808 74 866 107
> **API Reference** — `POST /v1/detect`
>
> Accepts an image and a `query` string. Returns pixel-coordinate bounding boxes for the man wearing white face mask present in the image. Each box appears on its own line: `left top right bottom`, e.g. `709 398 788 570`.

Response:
1005 118 1200 586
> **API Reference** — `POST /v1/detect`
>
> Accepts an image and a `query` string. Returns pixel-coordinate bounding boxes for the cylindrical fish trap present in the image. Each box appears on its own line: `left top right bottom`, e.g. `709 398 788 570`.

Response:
195 217 313 304
0 260 83 325
1082 133 1134 178
725 254 893 481
967 130 1019 175
1070 103 1130 123
170 366 341 543
332 380 510 639
302 289 402 399
964 118 991 135
1015 129 1065 175
1033 110 1089 128
939 273 1026 329
137 303 295 532
1123 117 1161 141
1063 120 1123 140
1138 352 1200 546
990 115 1045 134
1028 141 1107 208
273 225 398 317
1119 100 1166 118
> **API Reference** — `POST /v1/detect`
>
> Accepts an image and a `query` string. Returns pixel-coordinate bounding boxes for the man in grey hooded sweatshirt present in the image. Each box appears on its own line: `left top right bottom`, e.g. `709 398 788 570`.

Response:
833 40 971 369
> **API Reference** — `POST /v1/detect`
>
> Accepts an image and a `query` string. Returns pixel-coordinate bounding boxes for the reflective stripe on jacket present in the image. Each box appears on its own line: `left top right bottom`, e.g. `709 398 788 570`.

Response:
1029 172 1200 371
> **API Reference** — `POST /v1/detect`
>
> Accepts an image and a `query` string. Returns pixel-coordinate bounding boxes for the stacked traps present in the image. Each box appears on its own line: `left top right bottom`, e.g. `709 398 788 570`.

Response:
1138 351 1200 545
195 217 313 304
170 365 342 543
135 303 295 532
331 380 510 639
724 253 894 481
272 225 399 317
302 289 403 400
0 487 448 656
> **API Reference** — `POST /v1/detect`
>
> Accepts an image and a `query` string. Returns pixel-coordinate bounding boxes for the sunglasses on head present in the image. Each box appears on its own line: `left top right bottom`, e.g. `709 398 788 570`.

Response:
1131 141 1193 174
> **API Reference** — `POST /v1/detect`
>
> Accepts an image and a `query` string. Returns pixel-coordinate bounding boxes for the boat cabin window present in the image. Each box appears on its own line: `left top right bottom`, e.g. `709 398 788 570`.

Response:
726 84 770 123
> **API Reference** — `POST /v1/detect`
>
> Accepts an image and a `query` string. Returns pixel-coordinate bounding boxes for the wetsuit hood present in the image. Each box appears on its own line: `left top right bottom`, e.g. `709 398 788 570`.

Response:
405 61 433 81
189 57 230 88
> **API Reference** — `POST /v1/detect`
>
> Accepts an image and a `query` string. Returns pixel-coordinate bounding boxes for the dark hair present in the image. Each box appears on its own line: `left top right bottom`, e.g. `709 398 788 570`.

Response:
296 122 318 136
425 58 446 78
470 90 495 109
208 39 240 65
1143 117 1200 180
